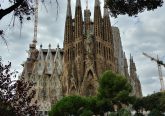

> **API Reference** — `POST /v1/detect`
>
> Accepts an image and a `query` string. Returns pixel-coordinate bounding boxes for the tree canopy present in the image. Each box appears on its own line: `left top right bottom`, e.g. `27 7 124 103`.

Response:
49 70 134 115
98 70 133 107
106 0 164 17
0 0 163 20
49 96 93 116
133 91 165 114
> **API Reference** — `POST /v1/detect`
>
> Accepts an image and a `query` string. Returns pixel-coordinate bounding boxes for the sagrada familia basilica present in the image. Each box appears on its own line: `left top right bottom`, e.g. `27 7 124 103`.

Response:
21 0 142 115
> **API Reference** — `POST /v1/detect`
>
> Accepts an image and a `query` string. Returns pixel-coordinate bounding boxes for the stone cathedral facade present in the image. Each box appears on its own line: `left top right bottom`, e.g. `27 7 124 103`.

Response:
21 0 142 115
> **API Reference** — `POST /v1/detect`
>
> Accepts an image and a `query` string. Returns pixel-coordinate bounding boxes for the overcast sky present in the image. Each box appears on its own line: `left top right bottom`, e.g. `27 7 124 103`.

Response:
0 0 165 96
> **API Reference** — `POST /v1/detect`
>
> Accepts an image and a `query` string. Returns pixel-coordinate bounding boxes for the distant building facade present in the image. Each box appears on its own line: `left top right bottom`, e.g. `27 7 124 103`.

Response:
21 0 142 115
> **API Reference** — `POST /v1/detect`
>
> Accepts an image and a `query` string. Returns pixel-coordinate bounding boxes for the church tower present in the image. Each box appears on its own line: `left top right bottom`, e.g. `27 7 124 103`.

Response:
94 0 104 77
62 0 117 96
102 1 116 72
74 0 85 95
63 0 76 95
129 55 142 97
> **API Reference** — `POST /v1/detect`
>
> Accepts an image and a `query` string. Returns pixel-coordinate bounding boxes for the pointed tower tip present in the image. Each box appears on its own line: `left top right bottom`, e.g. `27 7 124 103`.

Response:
48 44 51 49
123 52 126 58
67 0 72 17
130 54 132 62
104 0 109 16
95 0 100 7
104 7 109 17
76 0 81 7
57 44 60 48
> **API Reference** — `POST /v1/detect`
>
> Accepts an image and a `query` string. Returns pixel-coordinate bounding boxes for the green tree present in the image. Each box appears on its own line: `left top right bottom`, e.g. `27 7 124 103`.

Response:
143 92 163 111
117 108 132 116
133 98 145 113
148 109 164 116
134 112 144 116
133 92 165 114
49 96 88 116
80 109 94 116
98 70 132 111
159 92 165 112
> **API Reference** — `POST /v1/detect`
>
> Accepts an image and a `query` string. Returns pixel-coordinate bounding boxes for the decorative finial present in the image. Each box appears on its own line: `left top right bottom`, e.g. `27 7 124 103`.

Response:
32 38 37 44
57 44 60 48
86 0 88 9
40 44 42 49
48 44 51 49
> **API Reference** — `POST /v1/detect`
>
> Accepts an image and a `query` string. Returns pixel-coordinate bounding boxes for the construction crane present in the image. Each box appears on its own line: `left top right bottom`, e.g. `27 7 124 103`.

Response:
33 0 39 44
27 0 39 58
143 52 165 92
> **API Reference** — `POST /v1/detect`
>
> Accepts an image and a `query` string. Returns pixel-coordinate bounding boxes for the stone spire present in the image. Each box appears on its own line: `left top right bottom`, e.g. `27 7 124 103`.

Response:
103 0 109 17
54 44 62 62
94 0 102 37
84 0 91 34
130 54 133 71
64 0 73 44
46 44 53 62
75 0 83 38
102 0 114 72
37 44 44 61
130 54 137 81
123 52 129 78
95 0 100 7
103 0 113 43
37 44 45 75
66 0 72 17
45 44 53 75
76 0 81 7
54 44 63 75
130 55 136 71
